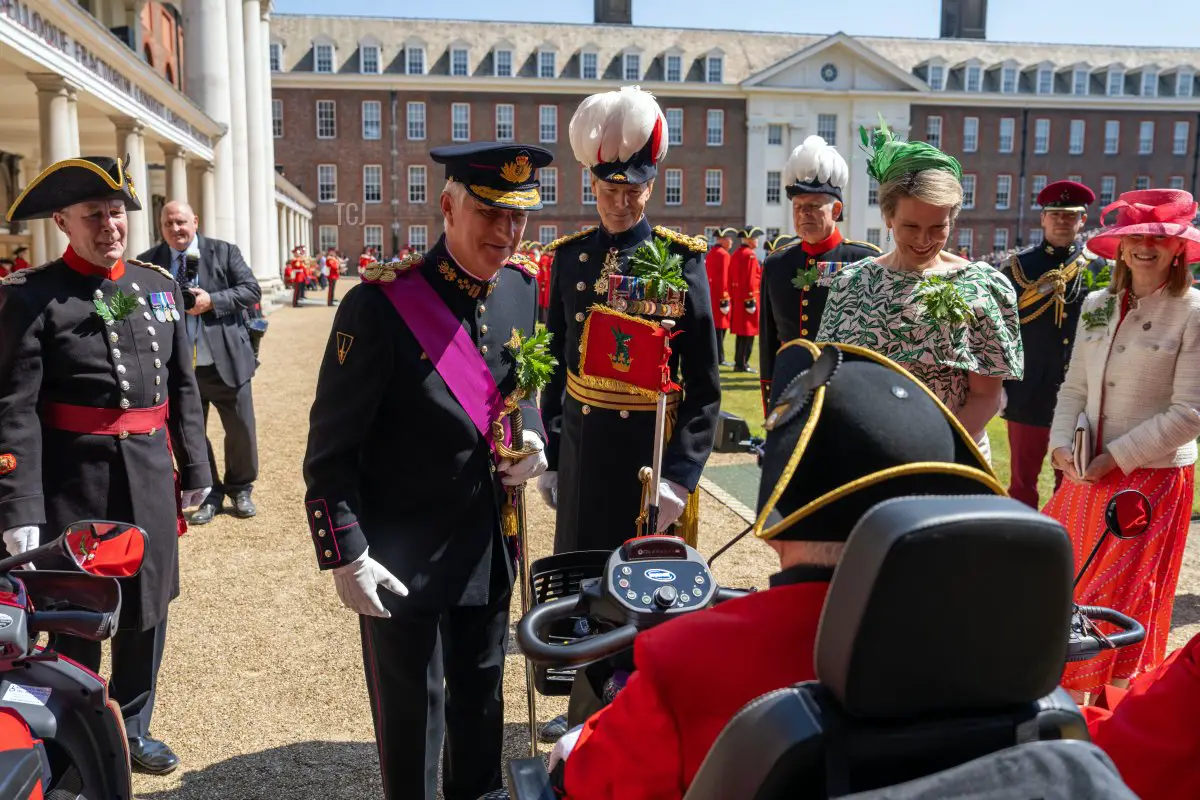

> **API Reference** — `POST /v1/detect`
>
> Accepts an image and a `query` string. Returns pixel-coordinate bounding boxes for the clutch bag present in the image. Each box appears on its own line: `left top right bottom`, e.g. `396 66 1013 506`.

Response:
1073 412 1092 475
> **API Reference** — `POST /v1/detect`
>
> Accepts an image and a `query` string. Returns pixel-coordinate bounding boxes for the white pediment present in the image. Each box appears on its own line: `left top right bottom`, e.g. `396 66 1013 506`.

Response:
745 33 926 93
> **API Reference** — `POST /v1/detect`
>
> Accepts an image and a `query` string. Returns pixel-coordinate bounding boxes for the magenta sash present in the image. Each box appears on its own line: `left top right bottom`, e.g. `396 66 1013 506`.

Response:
378 271 512 455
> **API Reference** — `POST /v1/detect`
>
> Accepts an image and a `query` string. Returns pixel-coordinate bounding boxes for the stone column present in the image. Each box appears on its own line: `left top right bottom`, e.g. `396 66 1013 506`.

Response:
164 145 189 203
182 0 235 241
112 117 152 255
287 210 296 257
30 74 80 256
242 0 272 287
65 87 80 158
199 162 218 238
277 203 287 274
224 0 252 253
259 2 281 280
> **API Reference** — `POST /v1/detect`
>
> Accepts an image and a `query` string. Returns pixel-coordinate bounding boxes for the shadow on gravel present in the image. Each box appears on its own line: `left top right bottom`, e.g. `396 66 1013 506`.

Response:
1173 593 1200 628
139 741 381 800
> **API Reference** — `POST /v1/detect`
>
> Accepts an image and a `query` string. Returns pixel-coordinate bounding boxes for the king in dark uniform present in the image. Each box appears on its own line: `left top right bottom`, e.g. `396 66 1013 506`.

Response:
759 135 880 411
0 156 211 774
538 86 721 552
302 143 553 800
1000 180 1105 508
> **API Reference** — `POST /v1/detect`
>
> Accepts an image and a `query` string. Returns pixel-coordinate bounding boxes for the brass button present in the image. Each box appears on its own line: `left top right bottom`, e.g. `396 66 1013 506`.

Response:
120 380 130 391
108 331 119 343
577 281 586 291
112 348 121 359
143 311 152 320
154 393 161 403
318 529 327 537
119 398 130 409
478 305 486 315
323 549 332 558
117 364 127 375
802 299 809 307
1062 338 1070 345
489 463 496 474
119 430 129 439
480 345 488 355
579 253 589 263
801 328 809 336
801 314 809 321
575 312 585 322
147 326 156 336
620 410 630 419
151 342 159 352
154 359 162 368
808 258 815 266
314 510 323 519
480 324 489 334
582 404 592 415
155 376 161 385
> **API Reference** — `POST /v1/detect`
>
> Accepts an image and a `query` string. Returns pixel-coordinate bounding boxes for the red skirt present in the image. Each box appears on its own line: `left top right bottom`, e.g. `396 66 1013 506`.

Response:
1042 465 1194 693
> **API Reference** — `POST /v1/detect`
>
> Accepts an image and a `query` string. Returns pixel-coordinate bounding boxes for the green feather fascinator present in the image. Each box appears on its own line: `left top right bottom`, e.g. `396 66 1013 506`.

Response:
860 114 963 185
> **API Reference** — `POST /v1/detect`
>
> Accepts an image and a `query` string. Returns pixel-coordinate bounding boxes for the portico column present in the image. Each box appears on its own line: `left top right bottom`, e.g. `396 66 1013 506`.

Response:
65 87 80 158
164 145 189 203
258 2 281 280
242 0 272 286
182 0 235 241
287 210 296 257
199 162 217 238
277 203 286 274
30 74 80 256
112 117 151 255
224 0 252 253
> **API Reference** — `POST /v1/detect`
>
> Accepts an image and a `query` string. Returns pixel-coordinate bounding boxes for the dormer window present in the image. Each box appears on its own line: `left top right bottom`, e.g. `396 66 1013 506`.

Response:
965 64 982 92
624 51 641 81
1037 66 1054 94
580 49 599 79
665 52 682 82
928 63 945 91
495 47 514 77
406 41 426 76
538 47 557 78
1073 67 1090 95
1141 68 1158 97
706 52 724 83
314 42 334 74
1107 67 1125 96
451 46 469 77
1178 69 1195 97
360 42 380 74
1000 65 1018 93
269 42 282 72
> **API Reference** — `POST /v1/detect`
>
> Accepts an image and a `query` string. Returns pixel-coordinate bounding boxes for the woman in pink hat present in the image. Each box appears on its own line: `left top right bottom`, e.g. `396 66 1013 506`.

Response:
1045 188 1200 699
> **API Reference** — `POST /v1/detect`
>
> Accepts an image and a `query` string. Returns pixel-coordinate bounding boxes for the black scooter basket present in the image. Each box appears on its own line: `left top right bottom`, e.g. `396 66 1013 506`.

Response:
528 550 611 695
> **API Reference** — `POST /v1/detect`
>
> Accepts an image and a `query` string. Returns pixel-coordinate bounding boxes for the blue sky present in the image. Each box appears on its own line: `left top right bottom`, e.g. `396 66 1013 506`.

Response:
273 0 1198 48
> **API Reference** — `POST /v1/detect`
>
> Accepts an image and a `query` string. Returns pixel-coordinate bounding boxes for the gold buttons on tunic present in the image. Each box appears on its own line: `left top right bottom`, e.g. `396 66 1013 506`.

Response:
324 550 332 558
1062 338 1070 345
801 314 809 321
108 332 119 343
120 381 130 391
480 346 489 355
577 281 586 291
119 399 130 409
119 430 129 439
318 529 326 537
802 299 809 307
480 324 489 334
155 376 161 385
314 510 323 519
151 342 159 352
808 258 816 266
479 305 486 315
620 410 630 419
582 404 592 415
154 393 161 403
579 253 589 263
575 312 585 322
801 328 809 337
147 326 156 336
154 359 162 369
112 348 121 359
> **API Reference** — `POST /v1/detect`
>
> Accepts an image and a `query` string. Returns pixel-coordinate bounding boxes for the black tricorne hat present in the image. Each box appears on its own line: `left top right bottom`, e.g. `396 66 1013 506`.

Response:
716 226 739 239
754 342 1004 542
430 142 554 211
6 156 141 222
741 226 765 240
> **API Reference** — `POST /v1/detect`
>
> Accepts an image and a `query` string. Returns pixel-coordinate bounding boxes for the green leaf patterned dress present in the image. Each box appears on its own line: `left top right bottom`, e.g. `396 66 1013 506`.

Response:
816 258 1024 456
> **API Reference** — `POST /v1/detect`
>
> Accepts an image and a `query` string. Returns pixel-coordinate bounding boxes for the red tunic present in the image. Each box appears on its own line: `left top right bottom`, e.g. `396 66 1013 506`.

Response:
538 253 553 310
563 580 829 800
1084 632 1200 800
12 257 29 272
705 245 731 330
285 258 307 286
328 259 341 280
727 245 761 337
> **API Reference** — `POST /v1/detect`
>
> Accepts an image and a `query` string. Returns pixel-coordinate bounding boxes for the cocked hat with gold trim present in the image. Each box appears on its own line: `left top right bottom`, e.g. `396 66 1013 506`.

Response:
569 85 668 185
430 142 553 211
7 156 141 222
754 342 1005 542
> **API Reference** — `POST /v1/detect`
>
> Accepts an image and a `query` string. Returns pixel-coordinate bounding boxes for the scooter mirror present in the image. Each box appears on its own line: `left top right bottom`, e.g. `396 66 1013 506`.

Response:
1105 489 1152 540
61 520 148 577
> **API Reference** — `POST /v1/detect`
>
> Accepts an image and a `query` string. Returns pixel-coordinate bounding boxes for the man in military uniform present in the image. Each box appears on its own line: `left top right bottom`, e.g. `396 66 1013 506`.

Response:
705 227 736 366
538 86 720 552
760 135 880 411
303 142 552 800
0 156 211 774
1001 180 1102 508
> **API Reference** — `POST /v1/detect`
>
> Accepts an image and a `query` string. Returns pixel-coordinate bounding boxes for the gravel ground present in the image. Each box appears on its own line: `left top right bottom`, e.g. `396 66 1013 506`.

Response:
126 279 1199 799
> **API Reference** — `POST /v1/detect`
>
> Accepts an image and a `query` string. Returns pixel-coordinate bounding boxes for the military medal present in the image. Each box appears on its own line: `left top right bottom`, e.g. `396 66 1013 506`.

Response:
150 293 167 323
165 293 181 321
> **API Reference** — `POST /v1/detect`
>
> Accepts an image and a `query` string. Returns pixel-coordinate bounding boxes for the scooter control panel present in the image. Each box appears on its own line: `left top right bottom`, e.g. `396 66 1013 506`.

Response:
606 535 716 616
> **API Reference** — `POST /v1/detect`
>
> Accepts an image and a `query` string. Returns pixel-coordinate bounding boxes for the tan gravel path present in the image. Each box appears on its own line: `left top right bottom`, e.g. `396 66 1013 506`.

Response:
126 279 1199 799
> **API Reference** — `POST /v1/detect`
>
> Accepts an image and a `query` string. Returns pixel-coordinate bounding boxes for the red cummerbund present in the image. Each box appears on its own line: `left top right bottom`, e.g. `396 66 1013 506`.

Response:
42 401 168 436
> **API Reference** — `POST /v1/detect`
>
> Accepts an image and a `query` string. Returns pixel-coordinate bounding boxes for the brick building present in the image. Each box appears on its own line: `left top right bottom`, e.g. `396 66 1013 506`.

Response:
269 8 1199 263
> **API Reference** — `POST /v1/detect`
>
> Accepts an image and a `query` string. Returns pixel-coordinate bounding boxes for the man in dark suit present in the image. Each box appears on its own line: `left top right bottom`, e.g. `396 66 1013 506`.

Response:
140 201 262 523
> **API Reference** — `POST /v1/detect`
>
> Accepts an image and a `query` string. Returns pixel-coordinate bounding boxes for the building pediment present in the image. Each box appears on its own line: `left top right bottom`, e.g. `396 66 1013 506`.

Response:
744 33 926 93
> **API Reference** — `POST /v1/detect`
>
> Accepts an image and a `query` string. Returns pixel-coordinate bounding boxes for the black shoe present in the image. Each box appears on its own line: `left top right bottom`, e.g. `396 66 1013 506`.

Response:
231 490 257 519
129 736 180 775
719 360 733 367
190 502 219 525
538 714 569 743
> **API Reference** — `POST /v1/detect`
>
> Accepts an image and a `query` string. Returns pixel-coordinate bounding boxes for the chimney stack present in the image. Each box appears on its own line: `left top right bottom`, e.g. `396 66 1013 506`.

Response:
594 0 632 25
940 0 988 39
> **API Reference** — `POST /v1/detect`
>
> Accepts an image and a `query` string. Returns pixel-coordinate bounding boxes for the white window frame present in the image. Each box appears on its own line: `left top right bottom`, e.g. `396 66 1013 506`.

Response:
362 100 382 140
767 124 783 145
1073 68 1090 96
926 115 942 149
538 225 558 244
1034 119 1051 154
706 53 724 83
1031 174 1047 207
406 102 426 141
1001 65 1018 94
1177 70 1194 98
962 117 978 153
317 164 337 203
665 53 683 82
666 108 684 146
957 228 973 250
364 225 383 251
1105 120 1121 154
1107 68 1125 96
817 113 837 146
865 228 881 248
704 169 722 206
1099 176 1117 205
495 104 515 142
272 98 283 138
408 225 428 251
766 170 781 205
995 175 1012 210
1139 121 1155 155
451 103 470 142
928 63 945 91
624 51 641 81
1069 120 1085 155
314 43 334 74
1174 121 1191 156
407 165 427 204
1037 66 1054 95
269 42 282 72
1029 228 1045 247
1141 69 1158 97
494 48 514 78
316 100 336 139
961 174 977 209
538 105 557 143
998 118 1015 154
993 227 1009 252
451 47 469 77
706 109 724 147
538 167 557 205
538 49 556 79
581 167 596 205
581 50 599 80
362 164 382 204
406 45 426 76
664 168 683 206
359 43 380 75
965 64 982 92
1135 176 1151 191
1169 176 1186 190
318 225 338 252
867 177 879 206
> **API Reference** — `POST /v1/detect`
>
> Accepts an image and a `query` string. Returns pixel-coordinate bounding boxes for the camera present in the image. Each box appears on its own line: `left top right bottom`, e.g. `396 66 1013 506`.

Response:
181 253 200 310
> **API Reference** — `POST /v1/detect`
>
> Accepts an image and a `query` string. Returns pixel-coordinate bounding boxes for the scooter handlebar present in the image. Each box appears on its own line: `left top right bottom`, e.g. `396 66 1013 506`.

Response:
516 596 638 668
1066 605 1145 662
27 609 116 641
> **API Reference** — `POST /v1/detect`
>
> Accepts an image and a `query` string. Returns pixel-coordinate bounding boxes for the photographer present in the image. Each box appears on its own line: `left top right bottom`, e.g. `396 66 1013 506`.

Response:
140 201 262 524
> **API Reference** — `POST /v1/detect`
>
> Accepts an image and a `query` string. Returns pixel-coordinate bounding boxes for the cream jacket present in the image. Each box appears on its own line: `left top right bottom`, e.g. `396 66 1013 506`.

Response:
1050 286 1200 473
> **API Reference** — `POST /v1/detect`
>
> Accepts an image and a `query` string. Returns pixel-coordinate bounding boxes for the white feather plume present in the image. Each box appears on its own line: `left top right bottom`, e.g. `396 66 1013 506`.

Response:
569 85 668 167
783 135 849 190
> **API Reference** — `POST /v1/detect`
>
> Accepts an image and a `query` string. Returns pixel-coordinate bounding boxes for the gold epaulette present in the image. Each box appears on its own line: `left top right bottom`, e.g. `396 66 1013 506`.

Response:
127 258 176 281
506 253 539 277
845 239 882 253
362 253 422 283
544 227 597 253
0 260 55 286
653 226 708 253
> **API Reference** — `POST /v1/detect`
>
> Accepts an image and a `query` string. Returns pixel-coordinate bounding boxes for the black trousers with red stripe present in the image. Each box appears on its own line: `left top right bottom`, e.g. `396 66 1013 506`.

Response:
358 589 511 800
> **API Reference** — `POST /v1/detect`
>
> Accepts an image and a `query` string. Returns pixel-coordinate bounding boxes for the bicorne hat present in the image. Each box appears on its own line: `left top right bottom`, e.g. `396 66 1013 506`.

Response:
6 156 141 222
431 142 554 211
754 342 1005 542
1085 189 1200 263
569 86 668 185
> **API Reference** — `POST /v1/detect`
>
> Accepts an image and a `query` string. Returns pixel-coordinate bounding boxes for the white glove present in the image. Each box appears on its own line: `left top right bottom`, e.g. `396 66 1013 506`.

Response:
2 526 39 558
549 724 585 771
332 547 408 618
497 431 548 487
181 487 211 509
648 479 688 533
538 471 558 509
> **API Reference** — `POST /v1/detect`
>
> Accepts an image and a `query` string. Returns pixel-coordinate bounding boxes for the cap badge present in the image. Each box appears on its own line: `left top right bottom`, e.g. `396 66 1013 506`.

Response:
610 173 627 183
500 155 532 184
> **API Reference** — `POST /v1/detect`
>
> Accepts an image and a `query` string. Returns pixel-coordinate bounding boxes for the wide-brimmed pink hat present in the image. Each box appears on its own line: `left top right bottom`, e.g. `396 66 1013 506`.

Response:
1087 189 1200 262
